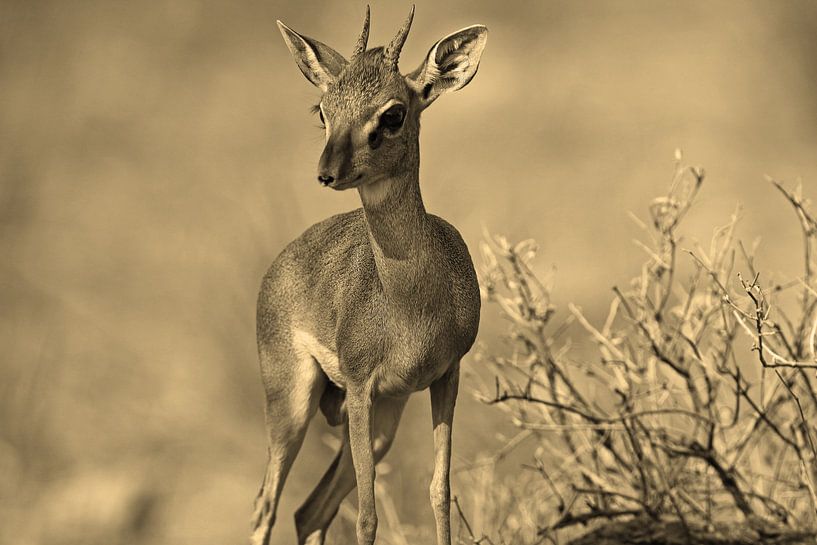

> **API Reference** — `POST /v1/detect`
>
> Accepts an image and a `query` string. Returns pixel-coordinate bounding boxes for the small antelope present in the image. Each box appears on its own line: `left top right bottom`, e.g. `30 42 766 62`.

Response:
251 6 486 545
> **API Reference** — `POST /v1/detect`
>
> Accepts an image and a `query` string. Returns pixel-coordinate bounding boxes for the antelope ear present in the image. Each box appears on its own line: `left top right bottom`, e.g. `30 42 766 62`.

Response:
406 25 487 109
277 20 348 91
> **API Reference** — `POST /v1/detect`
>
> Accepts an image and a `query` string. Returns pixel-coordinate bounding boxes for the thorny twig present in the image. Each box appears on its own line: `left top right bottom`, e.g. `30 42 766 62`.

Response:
473 158 817 543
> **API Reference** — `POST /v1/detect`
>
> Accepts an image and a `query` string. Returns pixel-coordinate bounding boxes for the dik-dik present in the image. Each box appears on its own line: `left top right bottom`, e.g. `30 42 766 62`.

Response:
251 7 487 545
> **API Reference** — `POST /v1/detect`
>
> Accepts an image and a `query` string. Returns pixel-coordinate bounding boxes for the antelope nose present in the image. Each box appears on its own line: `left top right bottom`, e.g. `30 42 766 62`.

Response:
317 174 334 186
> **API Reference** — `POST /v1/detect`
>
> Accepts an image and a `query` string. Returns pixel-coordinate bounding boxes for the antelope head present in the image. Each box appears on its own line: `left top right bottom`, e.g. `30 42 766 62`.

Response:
277 6 488 196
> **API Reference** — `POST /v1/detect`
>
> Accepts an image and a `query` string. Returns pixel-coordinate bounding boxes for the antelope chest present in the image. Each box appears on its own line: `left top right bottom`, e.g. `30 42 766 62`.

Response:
376 315 462 394
293 311 469 396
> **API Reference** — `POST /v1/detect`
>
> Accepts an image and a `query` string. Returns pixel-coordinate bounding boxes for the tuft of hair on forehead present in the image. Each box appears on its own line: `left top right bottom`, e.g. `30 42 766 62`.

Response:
326 47 408 109
341 48 394 78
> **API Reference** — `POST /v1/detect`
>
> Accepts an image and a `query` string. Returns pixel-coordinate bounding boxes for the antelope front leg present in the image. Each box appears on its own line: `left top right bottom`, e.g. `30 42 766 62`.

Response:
347 385 377 545
429 361 460 545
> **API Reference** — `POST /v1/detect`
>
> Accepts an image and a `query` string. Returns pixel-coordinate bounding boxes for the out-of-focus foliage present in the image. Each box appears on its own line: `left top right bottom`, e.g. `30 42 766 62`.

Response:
473 156 817 544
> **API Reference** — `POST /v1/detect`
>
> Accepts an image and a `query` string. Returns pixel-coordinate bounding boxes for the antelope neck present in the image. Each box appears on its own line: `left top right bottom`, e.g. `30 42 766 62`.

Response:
358 169 435 300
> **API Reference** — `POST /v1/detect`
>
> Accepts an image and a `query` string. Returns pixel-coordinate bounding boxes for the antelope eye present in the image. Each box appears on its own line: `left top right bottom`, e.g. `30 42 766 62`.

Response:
311 103 326 127
380 104 406 131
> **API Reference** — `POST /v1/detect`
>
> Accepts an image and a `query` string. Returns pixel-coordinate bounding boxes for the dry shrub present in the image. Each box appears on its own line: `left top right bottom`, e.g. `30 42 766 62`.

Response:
470 154 817 544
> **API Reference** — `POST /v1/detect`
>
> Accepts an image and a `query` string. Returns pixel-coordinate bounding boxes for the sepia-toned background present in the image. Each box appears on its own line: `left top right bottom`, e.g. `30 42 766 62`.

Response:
2 1 817 543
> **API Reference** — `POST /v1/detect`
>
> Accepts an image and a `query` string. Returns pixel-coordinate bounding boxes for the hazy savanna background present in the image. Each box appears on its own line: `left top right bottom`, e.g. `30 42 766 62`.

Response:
3 1 817 544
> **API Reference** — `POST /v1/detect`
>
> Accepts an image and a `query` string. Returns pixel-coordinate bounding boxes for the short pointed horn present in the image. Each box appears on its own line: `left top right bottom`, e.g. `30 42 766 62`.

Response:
384 5 414 68
351 5 370 60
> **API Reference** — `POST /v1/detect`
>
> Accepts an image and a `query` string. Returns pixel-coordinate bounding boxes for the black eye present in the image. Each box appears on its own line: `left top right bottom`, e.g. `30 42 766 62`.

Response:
318 110 325 125
380 104 406 131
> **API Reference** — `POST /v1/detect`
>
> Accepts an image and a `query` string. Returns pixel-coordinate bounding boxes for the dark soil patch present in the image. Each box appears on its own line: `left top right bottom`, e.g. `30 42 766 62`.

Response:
566 518 815 545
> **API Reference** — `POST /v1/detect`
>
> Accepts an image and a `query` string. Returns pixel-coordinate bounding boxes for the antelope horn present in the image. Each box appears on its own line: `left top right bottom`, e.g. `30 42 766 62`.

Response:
384 5 414 68
351 5 370 60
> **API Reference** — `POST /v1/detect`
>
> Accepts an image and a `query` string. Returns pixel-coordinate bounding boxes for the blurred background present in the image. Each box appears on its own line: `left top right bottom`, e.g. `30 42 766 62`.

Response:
2 1 817 543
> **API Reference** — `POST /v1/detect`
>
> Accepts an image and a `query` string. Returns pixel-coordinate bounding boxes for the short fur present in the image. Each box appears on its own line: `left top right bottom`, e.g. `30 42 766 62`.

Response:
253 9 487 545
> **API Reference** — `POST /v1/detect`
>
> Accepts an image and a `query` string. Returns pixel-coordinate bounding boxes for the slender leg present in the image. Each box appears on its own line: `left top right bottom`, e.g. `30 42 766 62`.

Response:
295 437 353 545
250 348 325 545
429 361 460 545
347 385 377 545
295 396 407 544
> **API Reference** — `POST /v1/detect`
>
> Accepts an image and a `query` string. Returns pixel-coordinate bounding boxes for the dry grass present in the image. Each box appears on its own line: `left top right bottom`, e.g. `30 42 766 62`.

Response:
466 153 817 544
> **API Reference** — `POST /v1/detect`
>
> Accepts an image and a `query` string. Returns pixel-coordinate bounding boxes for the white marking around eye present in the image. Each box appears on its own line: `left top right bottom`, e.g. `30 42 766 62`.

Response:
363 99 405 135
319 103 330 142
